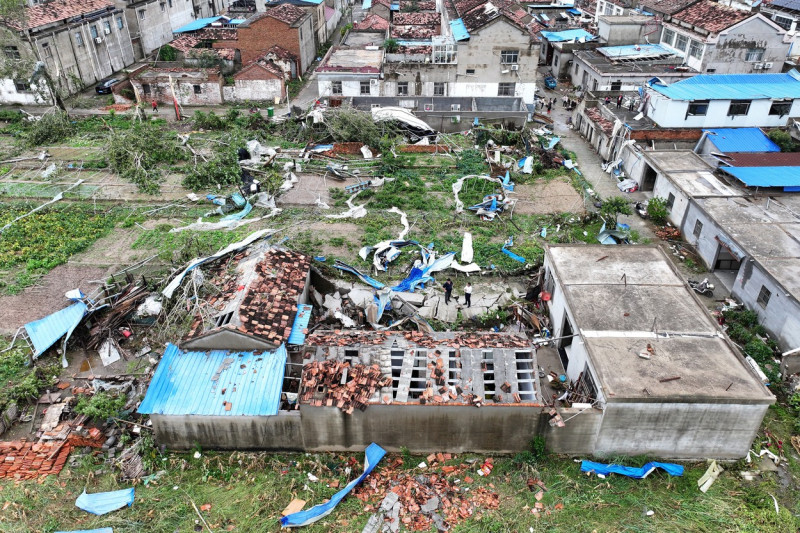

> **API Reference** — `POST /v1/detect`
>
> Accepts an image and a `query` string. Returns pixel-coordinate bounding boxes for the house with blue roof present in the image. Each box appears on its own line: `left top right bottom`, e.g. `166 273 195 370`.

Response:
645 71 800 128
539 28 598 78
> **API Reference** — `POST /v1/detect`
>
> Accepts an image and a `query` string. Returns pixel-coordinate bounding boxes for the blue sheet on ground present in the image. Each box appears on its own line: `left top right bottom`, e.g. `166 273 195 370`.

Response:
391 266 428 293
580 460 684 479
281 443 386 527
75 488 135 515
221 202 253 221
502 247 526 263
334 261 385 289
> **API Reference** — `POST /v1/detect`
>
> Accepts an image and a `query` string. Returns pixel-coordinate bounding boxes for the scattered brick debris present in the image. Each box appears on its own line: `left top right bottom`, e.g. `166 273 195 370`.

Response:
655 226 681 240
0 429 105 481
300 360 392 414
307 331 530 349
353 455 499 531
103 104 132 112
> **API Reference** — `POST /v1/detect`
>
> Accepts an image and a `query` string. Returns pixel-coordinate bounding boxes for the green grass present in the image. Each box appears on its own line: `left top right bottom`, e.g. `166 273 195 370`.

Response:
131 226 255 263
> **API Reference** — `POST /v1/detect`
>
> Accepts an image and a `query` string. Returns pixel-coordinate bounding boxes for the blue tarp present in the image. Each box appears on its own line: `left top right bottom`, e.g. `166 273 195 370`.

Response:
75 488 135 516
581 460 684 479
362 0 372 8
138 344 286 416
174 16 226 33
567 8 581 14
221 202 253 221
334 261 385 289
24 302 88 358
704 128 780 153
721 165 800 188
648 70 800 101
56 529 113 533
281 443 386 527
502 247 526 263
541 29 595 42
287 304 313 345
543 136 560 150
449 18 470 41
391 266 428 293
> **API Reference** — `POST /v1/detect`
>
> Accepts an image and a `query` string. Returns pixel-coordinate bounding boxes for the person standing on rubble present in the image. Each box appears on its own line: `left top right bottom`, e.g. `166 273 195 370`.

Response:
464 282 472 308
443 278 453 304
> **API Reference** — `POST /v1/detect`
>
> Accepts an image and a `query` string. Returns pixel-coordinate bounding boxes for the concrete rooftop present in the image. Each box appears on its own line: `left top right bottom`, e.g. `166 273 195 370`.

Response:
644 151 743 198
546 245 682 286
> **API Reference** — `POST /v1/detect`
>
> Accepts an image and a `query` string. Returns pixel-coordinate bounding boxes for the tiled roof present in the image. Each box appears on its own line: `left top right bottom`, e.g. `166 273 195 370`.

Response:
637 0 696 15
398 0 436 8
186 248 310 346
391 24 440 38
393 12 441 25
197 27 238 40
724 152 800 166
307 330 531 349
265 44 298 61
170 34 203 54
459 0 530 33
266 3 309 25
584 107 614 136
671 0 751 33
22 0 114 31
300 360 392 413
215 48 237 60
245 58 286 77
354 13 389 31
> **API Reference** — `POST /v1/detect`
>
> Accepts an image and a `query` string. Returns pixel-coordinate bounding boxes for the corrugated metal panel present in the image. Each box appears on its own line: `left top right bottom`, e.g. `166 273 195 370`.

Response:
540 29 595 42
705 128 780 153
24 302 88 357
449 19 470 41
721 166 800 188
138 344 286 416
288 304 313 345
362 0 372 9
649 71 800 101
174 16 225 33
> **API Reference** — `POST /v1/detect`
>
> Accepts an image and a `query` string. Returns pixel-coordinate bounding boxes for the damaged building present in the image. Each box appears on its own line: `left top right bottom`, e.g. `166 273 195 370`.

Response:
542 244 773 459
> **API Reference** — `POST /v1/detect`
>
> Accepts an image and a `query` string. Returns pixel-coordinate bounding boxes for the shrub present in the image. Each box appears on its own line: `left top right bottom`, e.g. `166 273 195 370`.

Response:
158 44 177 62
384 38 399 53
74 391 127 421
768 129 795 152
647 197 669 225
193 110 226 130
600 196 632 225
23 110 74 147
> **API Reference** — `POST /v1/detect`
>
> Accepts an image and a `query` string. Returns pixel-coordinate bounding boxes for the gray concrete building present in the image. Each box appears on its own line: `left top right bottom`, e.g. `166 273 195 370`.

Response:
114 0 194 58
542 244 773 458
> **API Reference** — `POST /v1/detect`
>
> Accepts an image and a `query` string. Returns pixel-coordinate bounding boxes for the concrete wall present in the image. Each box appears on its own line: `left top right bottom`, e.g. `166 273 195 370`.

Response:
318 77 379 97
594 401 769 459
237 14 315 74
151 412 303 450
646 90 800 129
570 56 691 92
119 0 191 58
541 406 603 454
652 173 691 227
0 78 48 105
708 17 790 74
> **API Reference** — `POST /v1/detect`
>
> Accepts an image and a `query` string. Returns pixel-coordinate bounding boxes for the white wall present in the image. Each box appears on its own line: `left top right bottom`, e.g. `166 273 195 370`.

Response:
230 79 283 102
317 78 379 97
652 174 691 228
647 91 800 128
0 79 47 105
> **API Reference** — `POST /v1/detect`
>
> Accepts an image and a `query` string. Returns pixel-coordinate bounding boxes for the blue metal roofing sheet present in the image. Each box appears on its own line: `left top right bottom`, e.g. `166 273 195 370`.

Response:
649 70 800 101
229 19 246 24
287 304 313 345
174 16 225 33
705 128 780 153
24 302 88 357
449 19 470 41
138 344 286 416
567 8 581 14
362 0 372 8
721 166 800 188
540 29 595 42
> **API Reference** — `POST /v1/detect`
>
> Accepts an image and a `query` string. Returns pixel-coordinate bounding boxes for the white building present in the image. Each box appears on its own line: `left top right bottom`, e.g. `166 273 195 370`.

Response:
644 70 800 128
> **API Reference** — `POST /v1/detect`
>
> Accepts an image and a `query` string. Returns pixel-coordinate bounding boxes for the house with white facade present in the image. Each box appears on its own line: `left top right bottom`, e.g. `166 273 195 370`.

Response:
114 0 195 58
659 0 790 74
644 70 800 128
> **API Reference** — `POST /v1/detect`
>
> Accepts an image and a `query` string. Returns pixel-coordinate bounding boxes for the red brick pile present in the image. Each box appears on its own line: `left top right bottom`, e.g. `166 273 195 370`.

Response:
307 330 530 349
353 455 500 531
319 142 368 156
655 226 681 240
0 430 105 481
300 360 391 414
396 145 450 154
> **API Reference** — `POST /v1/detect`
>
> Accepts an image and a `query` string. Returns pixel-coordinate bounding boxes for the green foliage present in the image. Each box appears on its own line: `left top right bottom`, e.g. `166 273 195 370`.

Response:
647 196 669 225
370 170 441 210
0 109 23 123
384 38 399 53
724 309 779 383
767 129 795 152
600 196 632 225
322 108 382 145
74 391 127 421
106 121 184 193
514 436 548 465
22 111 74 147
456 149 488 175
340 22 353 37
158 44 178 62
0 343 56 413
400 0 420 11
193 110 226 130
132 227 251 263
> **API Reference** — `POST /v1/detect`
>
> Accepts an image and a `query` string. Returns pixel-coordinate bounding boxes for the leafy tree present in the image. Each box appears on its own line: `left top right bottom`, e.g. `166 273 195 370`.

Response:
646 197 669 225
158 44 178 62
384 39 399 53
767 129 795 152
600 196 632 226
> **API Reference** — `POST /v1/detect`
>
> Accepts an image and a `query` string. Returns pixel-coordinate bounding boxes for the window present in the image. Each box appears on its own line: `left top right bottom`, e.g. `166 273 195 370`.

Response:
41 42 51 58
706 68 716 73
360 81 370 95
433 82 445 96
745 48 765 62
498 82 515 96
90 25 98 39
773 15 793 30
397 81 408 96
104 21 111 34
168 0 173 6
160 2 166 12
604 3 613 15
662 28 675 46
75 32 84 46
117 16 124 29
142 83 151 95
693 220 703 238
688 39 702 59
500 50 519 64
193 84 202 94
331 81 342 95
675 33 688 52
666 192 675 211
138 9 146 19
14 80 30 92
610 80 621 91
769 100 792 116
687 100 709 116
466 68 475 75
3 46 19 59
757 285 771 308
728 100 751 116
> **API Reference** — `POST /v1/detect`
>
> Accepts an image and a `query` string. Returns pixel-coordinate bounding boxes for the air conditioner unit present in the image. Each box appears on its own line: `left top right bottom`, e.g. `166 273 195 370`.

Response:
764 62 774 69
753 62 764 70
95 37 103 44
104 28 111 35
451 104 461 111
424 103 434 111
510 64 519 71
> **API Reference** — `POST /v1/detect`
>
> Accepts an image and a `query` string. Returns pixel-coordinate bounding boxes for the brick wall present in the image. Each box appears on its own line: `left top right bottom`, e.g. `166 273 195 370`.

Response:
237 16 303 70
629 129 703 142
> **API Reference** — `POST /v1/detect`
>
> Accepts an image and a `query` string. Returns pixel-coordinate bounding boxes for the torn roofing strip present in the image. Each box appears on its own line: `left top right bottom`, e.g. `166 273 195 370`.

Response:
24 302 88 358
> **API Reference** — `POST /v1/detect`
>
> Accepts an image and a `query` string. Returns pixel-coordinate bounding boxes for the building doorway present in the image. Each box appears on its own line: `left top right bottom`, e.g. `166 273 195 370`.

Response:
641 163 657 192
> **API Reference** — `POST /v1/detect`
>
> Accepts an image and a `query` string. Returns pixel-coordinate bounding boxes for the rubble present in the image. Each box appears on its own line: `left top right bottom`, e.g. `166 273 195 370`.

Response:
300 360 392 414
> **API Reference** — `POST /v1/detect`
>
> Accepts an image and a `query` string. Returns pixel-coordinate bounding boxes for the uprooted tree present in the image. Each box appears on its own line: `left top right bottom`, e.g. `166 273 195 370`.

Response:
107 121 185 194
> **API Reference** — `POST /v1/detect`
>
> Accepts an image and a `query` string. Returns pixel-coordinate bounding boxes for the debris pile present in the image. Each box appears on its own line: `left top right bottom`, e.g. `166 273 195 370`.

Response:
0 428 106 481
354 455 500 532
307 330 530 350
655 226 681 240
300 360 392 414
87 282 150 350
